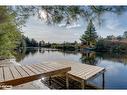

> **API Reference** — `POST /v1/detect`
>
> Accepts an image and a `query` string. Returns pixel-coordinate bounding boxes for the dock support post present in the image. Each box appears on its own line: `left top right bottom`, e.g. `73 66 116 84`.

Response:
48 76 52 86
66 73 69 89
102 72 105 89
81 80 84 89
81 80 86 89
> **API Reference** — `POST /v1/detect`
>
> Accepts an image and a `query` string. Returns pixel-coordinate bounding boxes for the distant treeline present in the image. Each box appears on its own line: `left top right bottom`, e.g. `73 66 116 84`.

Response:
96 33 127 53
96 39 127 53
19 32 127 53
20 36 39 48
19 36 80 51
42 41 80 51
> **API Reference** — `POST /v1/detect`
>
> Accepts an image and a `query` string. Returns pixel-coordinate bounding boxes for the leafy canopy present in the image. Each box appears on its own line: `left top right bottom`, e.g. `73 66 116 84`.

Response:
0 6 22 58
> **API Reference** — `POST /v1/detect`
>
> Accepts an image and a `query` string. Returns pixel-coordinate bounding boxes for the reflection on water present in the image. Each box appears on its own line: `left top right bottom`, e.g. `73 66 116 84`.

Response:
13 48 127 89
80 51 98 65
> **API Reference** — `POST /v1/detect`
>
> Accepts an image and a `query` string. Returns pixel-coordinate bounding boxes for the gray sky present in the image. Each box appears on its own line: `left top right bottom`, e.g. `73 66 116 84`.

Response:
22 12 127 43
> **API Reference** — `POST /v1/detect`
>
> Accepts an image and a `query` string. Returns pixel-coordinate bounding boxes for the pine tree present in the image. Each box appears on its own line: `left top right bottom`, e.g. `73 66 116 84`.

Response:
80 20 98 47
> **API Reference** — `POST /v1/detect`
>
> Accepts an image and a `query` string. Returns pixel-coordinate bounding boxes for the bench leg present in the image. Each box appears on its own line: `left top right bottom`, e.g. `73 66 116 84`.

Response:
81 80 87 89
48 76 52 86
102 73 105 89
81 80 84 89
66 73 69 89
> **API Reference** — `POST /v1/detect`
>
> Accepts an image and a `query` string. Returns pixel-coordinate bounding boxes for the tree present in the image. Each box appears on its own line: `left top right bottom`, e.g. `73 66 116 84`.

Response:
0 6 37 58
117 35 123 40
20 36 39 47
35 6 127 25
20 35 27 49
106 35 115 40
0 7 22 58
123 31 127 38
39 40 45 47
80 20 98 47
31 39 38 47
4 6 127 26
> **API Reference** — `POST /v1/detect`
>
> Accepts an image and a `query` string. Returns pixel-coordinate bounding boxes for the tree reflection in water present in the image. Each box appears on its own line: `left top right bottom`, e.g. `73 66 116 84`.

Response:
13 48 39 62
96 52 127 65
80 51 98 65
12 48 127 66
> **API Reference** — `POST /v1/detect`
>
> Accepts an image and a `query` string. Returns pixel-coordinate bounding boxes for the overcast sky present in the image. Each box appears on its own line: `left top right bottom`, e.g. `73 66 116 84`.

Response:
22 11 127 43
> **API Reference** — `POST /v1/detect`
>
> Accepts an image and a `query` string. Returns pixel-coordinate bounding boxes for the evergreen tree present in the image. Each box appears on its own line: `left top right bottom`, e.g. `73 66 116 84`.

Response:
31 39 38 47
80 20 98 47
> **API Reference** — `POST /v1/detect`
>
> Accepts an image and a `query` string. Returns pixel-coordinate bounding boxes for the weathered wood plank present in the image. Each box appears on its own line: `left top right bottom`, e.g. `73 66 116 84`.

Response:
80 67 102 77
40 63 58 69
0 67 4 82
9 66 22 79
69 65 97 77
30 64 46 73
84 68 104 80
36 64 55 71
69 65 93 75
21 66 35 76
25 65 41 75
69 67 103 80
15 66 29 77
46 62 70 69
3 67 14 81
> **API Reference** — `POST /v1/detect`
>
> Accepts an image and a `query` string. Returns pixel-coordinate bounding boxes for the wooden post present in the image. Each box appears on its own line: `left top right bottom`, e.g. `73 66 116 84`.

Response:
49 76 52 86
66 73 69 89
81 80 84 89
102 73 105 89
81 80 87 89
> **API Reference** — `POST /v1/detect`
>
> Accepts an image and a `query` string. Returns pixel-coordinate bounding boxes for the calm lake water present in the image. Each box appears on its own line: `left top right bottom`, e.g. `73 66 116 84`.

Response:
14 48 127 89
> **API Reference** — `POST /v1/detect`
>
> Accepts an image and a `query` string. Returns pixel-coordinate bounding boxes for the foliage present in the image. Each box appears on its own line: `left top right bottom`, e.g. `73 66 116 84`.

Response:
39 40 45 47
36 6 127 25
80 52 98 65
39 41 80 51
95 39 109 51
96 39 127 52
5 6 127 25
0 6 22 58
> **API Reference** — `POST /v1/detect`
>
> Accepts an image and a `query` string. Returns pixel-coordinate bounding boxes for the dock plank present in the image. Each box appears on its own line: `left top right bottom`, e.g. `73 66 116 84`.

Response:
25 65 41 75
3 67 14 81
36 63 55 71
15 66 29 77
9 66 22 79
85 68 104 80
69 65 94 75
21 66 35 76
30 64 46 73
0 68 4 82
45 62 70 69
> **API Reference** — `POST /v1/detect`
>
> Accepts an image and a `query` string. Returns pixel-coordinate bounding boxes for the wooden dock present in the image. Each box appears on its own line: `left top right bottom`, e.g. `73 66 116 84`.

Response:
45 61 105 89
0 63 71 88
0 61 105 89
